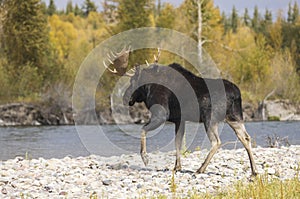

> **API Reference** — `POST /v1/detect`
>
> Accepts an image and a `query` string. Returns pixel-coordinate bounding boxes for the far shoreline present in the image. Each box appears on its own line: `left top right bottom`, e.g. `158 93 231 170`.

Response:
0 100 299 127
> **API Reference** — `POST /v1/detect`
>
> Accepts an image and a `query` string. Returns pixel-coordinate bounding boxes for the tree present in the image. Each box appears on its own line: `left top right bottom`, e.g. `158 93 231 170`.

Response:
243 8 250 26
268 14 283 50
231 6 238 33
252 5 261 32
3 0 51 69
156 0 162 17
117 0 151 31
74 4 83 16
261 8 272 33
0 1 6 52
264 9 272 24
288 2 293 23
181 0 223 65
221 11 231 34
155 3 176 29
66 0 74 14
47 0 57 16
292 1 299 23
49 15 77 60
82 0 97 17
2 0 61 97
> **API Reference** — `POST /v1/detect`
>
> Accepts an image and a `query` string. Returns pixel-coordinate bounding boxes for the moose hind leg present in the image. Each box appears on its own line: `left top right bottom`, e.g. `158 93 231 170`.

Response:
196 123 221 174
140 130 149 166
227 120 258 176
174 122 185 171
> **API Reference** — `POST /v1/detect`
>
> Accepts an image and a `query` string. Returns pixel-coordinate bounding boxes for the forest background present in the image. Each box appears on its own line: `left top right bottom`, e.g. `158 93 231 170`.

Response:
0 0 299 113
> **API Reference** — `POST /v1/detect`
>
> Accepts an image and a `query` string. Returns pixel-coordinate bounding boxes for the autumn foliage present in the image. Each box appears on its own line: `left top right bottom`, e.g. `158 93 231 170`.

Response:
0 0 299 108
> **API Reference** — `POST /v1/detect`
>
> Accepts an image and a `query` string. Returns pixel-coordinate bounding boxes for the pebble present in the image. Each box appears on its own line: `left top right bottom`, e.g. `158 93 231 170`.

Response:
267 168 277 175
102 180 112 186
1 188 7 195
0 146 299 198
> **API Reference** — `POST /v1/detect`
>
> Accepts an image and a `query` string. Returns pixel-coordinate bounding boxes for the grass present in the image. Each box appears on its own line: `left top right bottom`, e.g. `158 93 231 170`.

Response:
151 165 300 199
194 175 300 199
180 170 300 199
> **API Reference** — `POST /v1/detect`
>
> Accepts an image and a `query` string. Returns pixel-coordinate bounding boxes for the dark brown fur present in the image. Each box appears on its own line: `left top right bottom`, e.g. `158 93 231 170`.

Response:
124 63 258 175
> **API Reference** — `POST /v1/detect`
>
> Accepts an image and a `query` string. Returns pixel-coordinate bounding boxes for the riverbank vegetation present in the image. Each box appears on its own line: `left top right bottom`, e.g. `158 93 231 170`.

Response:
0 0 299 110
168 174 300 199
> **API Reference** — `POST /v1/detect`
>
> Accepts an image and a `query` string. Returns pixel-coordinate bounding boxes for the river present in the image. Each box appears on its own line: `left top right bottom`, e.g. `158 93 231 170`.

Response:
0 121 299 160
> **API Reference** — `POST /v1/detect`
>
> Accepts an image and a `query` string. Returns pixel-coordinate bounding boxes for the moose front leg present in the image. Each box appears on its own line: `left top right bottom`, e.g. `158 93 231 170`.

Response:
196 123 221 174
140 130 149 166
174 122 185 171
140 104 169 166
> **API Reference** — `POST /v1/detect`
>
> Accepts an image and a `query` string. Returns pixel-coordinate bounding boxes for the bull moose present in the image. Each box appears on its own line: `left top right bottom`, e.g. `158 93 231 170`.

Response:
103 47 258 176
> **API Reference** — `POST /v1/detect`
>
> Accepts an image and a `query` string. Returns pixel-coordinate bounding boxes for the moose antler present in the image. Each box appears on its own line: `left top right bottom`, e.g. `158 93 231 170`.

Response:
103 46 135 77
145 48 161 66
154 48 161 63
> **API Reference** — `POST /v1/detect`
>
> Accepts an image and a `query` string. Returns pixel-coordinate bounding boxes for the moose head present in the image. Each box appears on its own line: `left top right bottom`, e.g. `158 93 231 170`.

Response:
103 47 161 107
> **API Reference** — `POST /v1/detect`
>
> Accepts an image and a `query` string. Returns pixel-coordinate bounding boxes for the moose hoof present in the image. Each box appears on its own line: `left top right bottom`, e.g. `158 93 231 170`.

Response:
141 152 149 166
251 171 258 177
195 167 205 174
173 165 182 172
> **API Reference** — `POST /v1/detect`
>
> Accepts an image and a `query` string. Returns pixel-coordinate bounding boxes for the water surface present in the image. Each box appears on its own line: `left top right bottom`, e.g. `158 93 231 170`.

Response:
0 121 299 160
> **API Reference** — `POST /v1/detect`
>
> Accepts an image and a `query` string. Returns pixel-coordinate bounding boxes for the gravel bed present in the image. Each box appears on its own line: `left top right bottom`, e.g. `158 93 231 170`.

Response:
0 145 299 198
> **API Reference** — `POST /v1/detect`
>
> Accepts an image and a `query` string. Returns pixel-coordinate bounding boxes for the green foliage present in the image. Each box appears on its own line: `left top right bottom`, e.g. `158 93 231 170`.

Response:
155 3 176 29
3 0 49 67
0 59 43 101
264 9 272 24
66 1 74 14
231 6 238 33
0 0 61 101
288 2 299 24
181 0 222 38
243 8 250 26
292 2 300 23
47 0 57 16
268 116 280 121
82 0 97 17
0 58 11 101
252 5 261 32
117 0 151 31
14 64 43 97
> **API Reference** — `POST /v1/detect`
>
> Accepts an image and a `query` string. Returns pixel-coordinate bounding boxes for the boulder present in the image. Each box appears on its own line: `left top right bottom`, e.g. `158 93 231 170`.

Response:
264 100 300 121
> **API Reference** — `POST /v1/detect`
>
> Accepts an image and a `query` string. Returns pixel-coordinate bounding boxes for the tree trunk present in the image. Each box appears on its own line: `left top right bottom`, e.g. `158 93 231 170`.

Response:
198 0 203 64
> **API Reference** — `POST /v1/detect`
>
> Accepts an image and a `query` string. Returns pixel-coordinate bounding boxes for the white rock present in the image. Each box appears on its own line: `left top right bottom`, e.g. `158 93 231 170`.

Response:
267 168 276 175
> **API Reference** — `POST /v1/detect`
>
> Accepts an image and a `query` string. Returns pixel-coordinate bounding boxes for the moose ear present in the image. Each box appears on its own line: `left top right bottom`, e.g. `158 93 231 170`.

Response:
135 64 140 72
133 65 141 76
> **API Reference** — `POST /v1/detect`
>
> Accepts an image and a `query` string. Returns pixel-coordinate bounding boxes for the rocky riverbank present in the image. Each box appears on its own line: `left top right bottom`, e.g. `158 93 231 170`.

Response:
0 103 74 126
0 146 299 198
0 100 299 126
